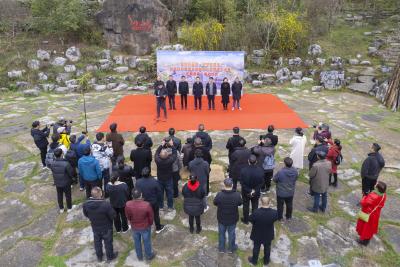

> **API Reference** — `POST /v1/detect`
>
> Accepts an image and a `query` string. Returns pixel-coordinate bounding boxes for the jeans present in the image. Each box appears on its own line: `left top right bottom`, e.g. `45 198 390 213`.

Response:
232 99 240 108
251 240 271 265
113 207 129 232
218 224 237 252
189 215 201 230
262 171 274 191
93 228 114 260
312 191 327 212
39 146 47 167
156 98 167 118
56 185 72 209
277 196 293 220
194 96 202 109
132 227 153 260
150 203 162 230
85 179 102 199
207 95 215 109
242 194 259 222
180 94 187 109
172 171 181 198
362 178 376 195
168 95 176 109
158 179 173 209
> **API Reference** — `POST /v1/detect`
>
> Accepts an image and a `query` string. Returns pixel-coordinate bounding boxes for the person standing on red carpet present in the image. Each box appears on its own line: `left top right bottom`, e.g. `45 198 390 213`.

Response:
206 77 217 110
221 77 231 110
178 75 189 110
231 77 243 111
154 76 168 121
193 76 204 110
166 75 177 110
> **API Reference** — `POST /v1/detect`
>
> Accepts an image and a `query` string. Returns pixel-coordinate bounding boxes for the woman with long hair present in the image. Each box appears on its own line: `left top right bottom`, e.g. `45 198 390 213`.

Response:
327 139 342 187
220 77 231 110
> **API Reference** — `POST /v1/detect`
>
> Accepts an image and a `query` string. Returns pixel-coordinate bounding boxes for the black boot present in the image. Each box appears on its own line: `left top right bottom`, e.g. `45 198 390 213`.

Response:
196 225 202 234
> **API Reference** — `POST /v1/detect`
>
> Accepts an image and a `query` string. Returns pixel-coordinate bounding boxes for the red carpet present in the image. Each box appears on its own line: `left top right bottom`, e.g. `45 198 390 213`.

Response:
97 94 308 132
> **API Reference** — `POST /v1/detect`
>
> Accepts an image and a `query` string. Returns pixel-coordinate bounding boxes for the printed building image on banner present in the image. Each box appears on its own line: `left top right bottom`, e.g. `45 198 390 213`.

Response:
157 51 245 90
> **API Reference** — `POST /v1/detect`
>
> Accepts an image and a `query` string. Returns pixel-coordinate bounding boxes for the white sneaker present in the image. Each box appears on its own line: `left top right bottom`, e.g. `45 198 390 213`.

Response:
231 107 235 111
238 107 242 111
204 206 209 213
67 205 77 213
122 225 131 233
59 209 65 214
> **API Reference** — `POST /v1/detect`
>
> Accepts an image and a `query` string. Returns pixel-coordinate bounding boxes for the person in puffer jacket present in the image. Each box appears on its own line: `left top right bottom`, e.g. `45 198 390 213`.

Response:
182 175 206 234
189 149 210 211
92 132 114 195
273 157 298 220
78 146 102 199
113 156 135 200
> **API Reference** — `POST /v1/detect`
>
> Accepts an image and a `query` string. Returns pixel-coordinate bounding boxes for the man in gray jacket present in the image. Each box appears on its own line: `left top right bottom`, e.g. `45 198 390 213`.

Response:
273 157 298 220
309 151 332 213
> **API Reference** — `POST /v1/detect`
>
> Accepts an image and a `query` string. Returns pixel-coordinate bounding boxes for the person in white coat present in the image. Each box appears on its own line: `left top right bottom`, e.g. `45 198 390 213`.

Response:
289 127 307 169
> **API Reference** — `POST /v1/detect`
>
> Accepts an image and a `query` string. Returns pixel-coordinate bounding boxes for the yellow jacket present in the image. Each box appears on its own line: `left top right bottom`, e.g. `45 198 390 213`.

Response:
59 133 71 150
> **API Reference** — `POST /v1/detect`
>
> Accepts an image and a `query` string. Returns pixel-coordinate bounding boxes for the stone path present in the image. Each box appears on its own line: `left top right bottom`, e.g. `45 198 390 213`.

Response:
0 86 399 267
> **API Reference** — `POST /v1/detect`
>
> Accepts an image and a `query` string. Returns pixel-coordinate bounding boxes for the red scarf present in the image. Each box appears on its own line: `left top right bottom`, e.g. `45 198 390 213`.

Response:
187 181 200 192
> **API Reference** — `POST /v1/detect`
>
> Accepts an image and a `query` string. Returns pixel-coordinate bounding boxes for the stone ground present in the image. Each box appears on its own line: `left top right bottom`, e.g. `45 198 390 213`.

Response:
0 86 400 267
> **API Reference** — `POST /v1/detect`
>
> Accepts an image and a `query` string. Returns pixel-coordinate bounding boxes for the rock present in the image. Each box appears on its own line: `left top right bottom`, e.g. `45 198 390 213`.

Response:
236 228 253 250
3 182 25 193
16 81 29 89
27 59 40 70
36 49 50 61
258 73 275 80
308 44 322 56
381 196 400 222
7 70 23 78
112 83 129 91
292 71 303 80
97 0 172 55
338 190 360 216
320 70 345 90
276 68 290 82
368 47 378 56
125 250 150 267
364 32 372 36
383 225 400 253
209 164 225 183
349 59 359 65
4 161 36 180
41 83 56 91
28 184 56 204
126 56 138 68
302 77 314 82
54 87 71 94
94 84 107 91
296 236 320 265
348 83 374 94
252 80 263 87
66 203 86 223
23 89 40 97
0 240 43 267
331 56 343 66
106 83 118 90
64 65 76 73
288 57 302 66
0 199 32 234
38 72 48 81
0 231 23 255
85 64 98 72
99 59 112 70
291 79 302 87
114 66 129 73
317 226 354 257
312 86 323 92
129 85 147 91
56 73 71 84
55 227 92 256
99 49 111 59
65 46 81 62
360 60 371 65
253 49 265 57
316 58 326 66
51 57 67 66
113 55 124 65
21 208 58 238
185 246 241 267
283 217 311 234
270 234 291 266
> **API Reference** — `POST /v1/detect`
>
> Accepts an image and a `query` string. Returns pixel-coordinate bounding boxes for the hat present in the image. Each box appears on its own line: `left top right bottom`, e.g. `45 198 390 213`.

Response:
224 178 233 187
57 127 66 134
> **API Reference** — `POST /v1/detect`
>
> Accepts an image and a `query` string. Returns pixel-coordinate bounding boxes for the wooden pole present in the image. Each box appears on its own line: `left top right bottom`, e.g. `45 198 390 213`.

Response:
383 57 400 111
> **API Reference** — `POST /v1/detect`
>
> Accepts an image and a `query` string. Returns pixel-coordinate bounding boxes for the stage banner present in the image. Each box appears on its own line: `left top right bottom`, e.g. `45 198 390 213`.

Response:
157 51 245 89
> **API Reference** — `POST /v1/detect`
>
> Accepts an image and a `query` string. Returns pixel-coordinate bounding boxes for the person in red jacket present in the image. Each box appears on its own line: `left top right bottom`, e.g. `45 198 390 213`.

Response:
326 139 342 187
356 181 386 246
125 189 156 262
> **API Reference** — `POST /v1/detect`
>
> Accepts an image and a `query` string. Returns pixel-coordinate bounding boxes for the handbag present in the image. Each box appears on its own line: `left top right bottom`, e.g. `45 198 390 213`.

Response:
357 194 385 222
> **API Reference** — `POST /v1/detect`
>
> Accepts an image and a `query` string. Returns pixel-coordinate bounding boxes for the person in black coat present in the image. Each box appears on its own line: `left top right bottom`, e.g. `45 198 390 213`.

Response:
264 125 278 147
248 196 279 266
188 137 212 165
50 148 75 212
154 77 168 120
206 77 217 110
213 178 243 253
193 76 204 110
155 144 177 210
83 187 118 263
307 136 329 169
231 77 243 111
192 123 213 150
106 173 130 233
226 127 245 165
113 157 135 199
135 167 165 233
134 126 153 150
230 139 251 191
31 120 50 168
220 77 231 110
178 75 189 109
182 175 206 234
166 75 177 110
130 139 152 179
361 143 385 195
240 155 265 224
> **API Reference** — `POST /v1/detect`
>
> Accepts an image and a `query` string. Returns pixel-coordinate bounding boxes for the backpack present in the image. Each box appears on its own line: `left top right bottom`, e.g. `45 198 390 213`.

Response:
263 154 275 170
45 146 59 167
335 153 343 165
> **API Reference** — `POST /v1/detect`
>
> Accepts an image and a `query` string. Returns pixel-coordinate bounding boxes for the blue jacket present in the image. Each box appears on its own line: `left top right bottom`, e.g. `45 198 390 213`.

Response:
70 135 91 159
78 155 102 181
273 167 298 197
136 176 162 205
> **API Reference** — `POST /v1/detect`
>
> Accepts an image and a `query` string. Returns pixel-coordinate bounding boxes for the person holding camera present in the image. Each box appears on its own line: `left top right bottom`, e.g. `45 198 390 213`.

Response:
57 127 71 150
53 117 72 135
154 76 168 121
31 121 51 168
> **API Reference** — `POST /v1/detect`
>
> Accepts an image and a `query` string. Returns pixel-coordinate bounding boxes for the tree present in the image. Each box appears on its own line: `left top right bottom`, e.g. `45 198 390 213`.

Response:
179 19 225 50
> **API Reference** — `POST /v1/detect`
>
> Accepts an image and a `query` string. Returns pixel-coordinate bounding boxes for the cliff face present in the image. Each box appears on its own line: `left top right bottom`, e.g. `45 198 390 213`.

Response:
96 0 173 55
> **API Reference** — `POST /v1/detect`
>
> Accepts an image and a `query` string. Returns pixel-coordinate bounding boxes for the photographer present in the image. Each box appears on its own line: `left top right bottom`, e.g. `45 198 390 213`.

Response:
57 127 71 150
53 117 72 135
31 121 51 168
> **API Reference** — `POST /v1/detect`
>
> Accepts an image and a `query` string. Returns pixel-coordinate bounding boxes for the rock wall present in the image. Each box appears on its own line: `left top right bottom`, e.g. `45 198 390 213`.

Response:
96 0 172 55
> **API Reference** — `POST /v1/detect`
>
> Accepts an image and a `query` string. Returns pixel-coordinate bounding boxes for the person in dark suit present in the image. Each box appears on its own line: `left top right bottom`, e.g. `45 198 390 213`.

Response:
134 126 153 150
206 77 217 110
264 125 278 147
248 196 278 266
166 75 177 110
231 77 243 111
226 127 245 165
193 76 204 110
130 139 152 179
178 75 189 110
154 76 167 121
221 77 231 110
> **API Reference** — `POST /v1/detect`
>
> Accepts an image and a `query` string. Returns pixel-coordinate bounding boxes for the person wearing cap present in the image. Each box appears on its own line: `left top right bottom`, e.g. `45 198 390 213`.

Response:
361 143 385 195
248 196 278 266
289 127 307 169
307 136 328 169
57 126 71 150
309 151 332 213
182 175 206 234
213 178 242 253
31 120 51 168
106 123 125 163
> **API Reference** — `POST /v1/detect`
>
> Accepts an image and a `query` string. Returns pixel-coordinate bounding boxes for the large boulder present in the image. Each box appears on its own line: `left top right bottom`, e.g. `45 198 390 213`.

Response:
320 70 345 90
97 0 172 55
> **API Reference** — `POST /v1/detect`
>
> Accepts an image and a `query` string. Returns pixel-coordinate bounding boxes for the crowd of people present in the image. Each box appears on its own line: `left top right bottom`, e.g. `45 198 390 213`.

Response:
30 119 388 265
154 75 243 120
